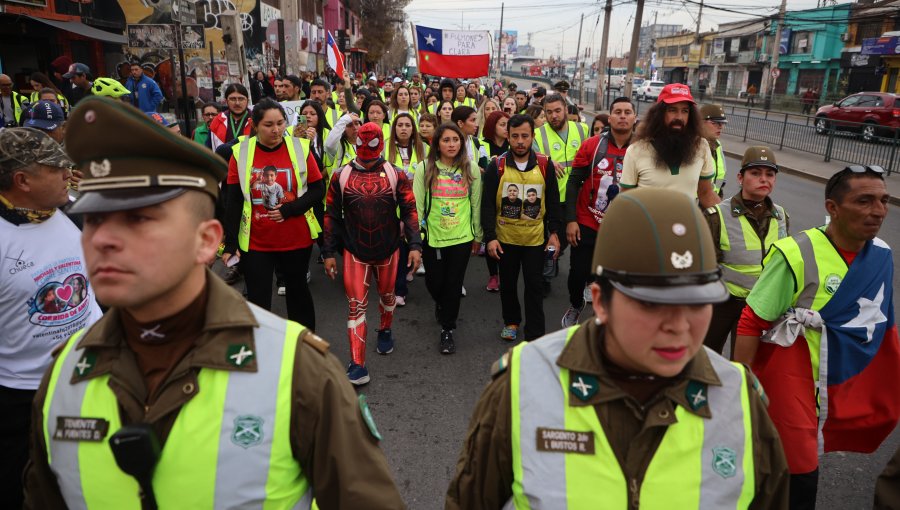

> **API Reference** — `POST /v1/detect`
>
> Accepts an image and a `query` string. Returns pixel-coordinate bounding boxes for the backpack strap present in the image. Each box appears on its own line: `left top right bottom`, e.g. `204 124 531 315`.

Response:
381 161 399 199
337 163 354 195
497 154 507 180
534 153 549 178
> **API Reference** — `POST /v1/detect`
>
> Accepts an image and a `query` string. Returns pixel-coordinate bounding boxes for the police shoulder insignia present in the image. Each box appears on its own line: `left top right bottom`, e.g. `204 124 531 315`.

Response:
569 373 599 401
686 380 708 411
73 351 97 378
491 352 510 378
227 344 255 367
232 415 264 448
301 330 330 355
711 446 738 478
358 394 383 441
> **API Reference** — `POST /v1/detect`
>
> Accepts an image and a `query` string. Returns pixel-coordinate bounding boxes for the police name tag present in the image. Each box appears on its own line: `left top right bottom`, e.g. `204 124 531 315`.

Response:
536 427 595 454
54 416 110 442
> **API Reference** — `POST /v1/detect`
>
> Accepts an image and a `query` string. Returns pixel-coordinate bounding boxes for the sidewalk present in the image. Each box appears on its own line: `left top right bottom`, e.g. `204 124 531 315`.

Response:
718 133 900 206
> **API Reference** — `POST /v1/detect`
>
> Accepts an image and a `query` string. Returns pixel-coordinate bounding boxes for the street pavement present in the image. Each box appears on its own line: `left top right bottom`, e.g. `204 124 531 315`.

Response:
221 149 900 509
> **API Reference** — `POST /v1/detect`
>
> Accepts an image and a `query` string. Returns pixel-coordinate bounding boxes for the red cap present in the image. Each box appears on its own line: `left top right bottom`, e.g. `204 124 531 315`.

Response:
657 83 695 105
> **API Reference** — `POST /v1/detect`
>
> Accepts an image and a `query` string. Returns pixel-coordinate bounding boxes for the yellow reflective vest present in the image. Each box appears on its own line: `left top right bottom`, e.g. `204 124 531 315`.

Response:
713 197 788 298
232 136 322 251
42 306 313 509
509 326 756 509
533 121 588 199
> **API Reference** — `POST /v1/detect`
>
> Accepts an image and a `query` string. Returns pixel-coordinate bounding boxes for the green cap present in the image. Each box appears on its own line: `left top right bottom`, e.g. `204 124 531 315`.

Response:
740 146 778 172
699 104 727 123
592 188 728 304
64 96 226 214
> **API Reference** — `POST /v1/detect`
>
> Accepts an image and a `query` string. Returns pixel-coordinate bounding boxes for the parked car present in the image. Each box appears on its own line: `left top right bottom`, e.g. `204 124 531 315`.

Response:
629 78 645 97
814 92 900 142
638 80 666 102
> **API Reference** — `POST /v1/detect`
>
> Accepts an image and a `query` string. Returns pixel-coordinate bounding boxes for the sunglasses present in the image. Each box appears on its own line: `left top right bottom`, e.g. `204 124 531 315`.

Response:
825 164 885 198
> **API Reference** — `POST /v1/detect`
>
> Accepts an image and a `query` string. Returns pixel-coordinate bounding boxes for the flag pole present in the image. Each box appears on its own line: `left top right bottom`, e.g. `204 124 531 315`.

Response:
410 23 421 76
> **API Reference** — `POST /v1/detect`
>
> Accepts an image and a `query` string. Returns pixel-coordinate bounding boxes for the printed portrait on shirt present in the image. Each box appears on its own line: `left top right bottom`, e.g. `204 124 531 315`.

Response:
521 185 543 220
500 183 523 219
250 165 297 221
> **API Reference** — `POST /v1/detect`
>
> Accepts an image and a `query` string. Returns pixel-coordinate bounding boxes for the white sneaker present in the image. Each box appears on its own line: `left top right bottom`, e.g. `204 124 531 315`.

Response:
461 285 467 297
306 270 311 283
416 264 426 275
583 284 592 304
277 286 286 296
395 295 406 307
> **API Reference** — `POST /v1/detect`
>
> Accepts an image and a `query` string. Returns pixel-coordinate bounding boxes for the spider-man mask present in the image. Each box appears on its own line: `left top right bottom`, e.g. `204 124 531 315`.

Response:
355 122 384 163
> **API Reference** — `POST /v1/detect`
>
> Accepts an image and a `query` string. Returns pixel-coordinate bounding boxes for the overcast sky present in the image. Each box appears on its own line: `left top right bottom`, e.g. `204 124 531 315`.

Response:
405 0 831 60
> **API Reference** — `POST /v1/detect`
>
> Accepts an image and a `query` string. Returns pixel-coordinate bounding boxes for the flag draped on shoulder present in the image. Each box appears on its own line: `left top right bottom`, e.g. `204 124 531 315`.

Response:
817 237 900 455
326 31 345 78
414 25 491 79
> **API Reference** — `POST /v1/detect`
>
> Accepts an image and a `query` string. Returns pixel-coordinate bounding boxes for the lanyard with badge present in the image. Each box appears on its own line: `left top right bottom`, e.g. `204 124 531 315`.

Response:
229 111 249 140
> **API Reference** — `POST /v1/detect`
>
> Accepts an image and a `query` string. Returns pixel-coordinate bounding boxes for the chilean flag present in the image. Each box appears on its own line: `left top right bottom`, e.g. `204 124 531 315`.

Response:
415 25 491 79
753 236 900 474
326 31 345 78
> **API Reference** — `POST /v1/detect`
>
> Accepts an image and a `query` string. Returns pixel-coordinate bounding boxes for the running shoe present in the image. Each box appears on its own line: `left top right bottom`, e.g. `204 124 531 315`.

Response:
561 303 585 328
583 284 592 304
416 264 426 275
306 270 311 283
395 295 406 307
440 330 456 354
347 363 370 385
461 285 467 297
376 329 395 354
500 325 518 341
486 275 500 292
277 286 286 296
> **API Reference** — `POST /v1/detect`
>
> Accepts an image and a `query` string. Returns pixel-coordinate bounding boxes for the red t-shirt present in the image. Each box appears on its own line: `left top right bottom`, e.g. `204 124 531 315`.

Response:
227 141 323 251
571 135 629 231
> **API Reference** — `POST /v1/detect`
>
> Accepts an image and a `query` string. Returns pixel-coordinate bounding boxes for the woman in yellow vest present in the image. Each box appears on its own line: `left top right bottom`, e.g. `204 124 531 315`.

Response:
364 100 392 141
388 85 418 125
222 98 325 329
436 100 455 126
454 84 476 109
28 72 69 113
447 187 789 509
386 112 428 306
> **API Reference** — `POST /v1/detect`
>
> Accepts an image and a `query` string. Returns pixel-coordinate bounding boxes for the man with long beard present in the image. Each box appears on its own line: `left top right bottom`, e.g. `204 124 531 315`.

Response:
620 84 720 209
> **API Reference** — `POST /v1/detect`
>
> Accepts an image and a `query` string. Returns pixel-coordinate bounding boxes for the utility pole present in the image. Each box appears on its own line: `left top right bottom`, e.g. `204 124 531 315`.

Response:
696 0 703 38
764 0 787 110
574 13 584 99
624 0 645 98
595 0 612 110
496 3 504 79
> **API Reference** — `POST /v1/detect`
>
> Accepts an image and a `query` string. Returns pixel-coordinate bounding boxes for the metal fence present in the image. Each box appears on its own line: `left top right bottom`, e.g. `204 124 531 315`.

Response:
720 106 900 175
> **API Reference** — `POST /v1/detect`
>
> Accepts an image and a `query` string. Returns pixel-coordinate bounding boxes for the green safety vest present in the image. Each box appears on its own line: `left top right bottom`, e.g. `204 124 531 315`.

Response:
715 198 787 298
508 326 756 509
533 121 588 199
386 139 427 179
766 228 848 382
5 91 26 124
324 106 340 129
42 306 312 509
323 140 357 191
233 136 322 252
454 97 476 109
29 90 70 113
711 141 727 194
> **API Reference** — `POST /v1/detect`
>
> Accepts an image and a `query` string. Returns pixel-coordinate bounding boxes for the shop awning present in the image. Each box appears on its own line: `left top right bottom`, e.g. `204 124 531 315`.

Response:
26 16 126 44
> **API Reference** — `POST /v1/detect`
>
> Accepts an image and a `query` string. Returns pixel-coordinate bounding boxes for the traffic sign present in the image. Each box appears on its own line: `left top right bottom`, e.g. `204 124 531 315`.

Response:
771 68 781 79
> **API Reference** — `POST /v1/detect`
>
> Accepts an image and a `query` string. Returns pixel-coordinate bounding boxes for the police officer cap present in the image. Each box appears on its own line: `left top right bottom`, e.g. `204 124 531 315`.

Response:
740 146 778 172
592 188 728 304
553 80 570 92
64 96 226 214
699 104 727 123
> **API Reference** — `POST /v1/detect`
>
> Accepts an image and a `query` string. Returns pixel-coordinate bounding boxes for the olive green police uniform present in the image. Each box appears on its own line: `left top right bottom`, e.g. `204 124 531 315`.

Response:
447 188 790 510
703 146 789 356
700 104 728 196
23 97 404 510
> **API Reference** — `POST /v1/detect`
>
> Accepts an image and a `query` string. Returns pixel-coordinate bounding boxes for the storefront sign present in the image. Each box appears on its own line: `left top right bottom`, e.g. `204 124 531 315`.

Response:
861 36 900 56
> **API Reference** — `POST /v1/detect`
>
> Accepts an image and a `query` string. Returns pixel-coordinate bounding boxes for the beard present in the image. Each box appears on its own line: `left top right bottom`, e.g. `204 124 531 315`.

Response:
651 123 698 170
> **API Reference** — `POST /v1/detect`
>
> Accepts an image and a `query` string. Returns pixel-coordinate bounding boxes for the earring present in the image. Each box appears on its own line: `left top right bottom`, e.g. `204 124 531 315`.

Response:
594 317 603 326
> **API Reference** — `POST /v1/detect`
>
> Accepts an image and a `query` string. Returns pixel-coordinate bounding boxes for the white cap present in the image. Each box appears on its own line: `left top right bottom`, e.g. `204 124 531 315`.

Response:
392 77 402 84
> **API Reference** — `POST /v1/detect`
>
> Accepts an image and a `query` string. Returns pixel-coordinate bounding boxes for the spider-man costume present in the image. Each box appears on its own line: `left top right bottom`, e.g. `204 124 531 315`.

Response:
323 123 421 366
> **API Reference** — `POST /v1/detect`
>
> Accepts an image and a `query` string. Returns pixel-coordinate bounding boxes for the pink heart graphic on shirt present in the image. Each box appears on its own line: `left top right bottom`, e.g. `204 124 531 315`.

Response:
56 284 73 302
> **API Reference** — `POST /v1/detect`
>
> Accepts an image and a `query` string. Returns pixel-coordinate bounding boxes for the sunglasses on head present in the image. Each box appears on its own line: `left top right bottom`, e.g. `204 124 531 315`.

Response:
825 164 885 198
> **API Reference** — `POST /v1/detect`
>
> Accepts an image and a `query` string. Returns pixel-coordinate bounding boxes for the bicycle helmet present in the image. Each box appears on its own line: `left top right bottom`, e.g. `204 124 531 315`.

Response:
92 77 130 98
